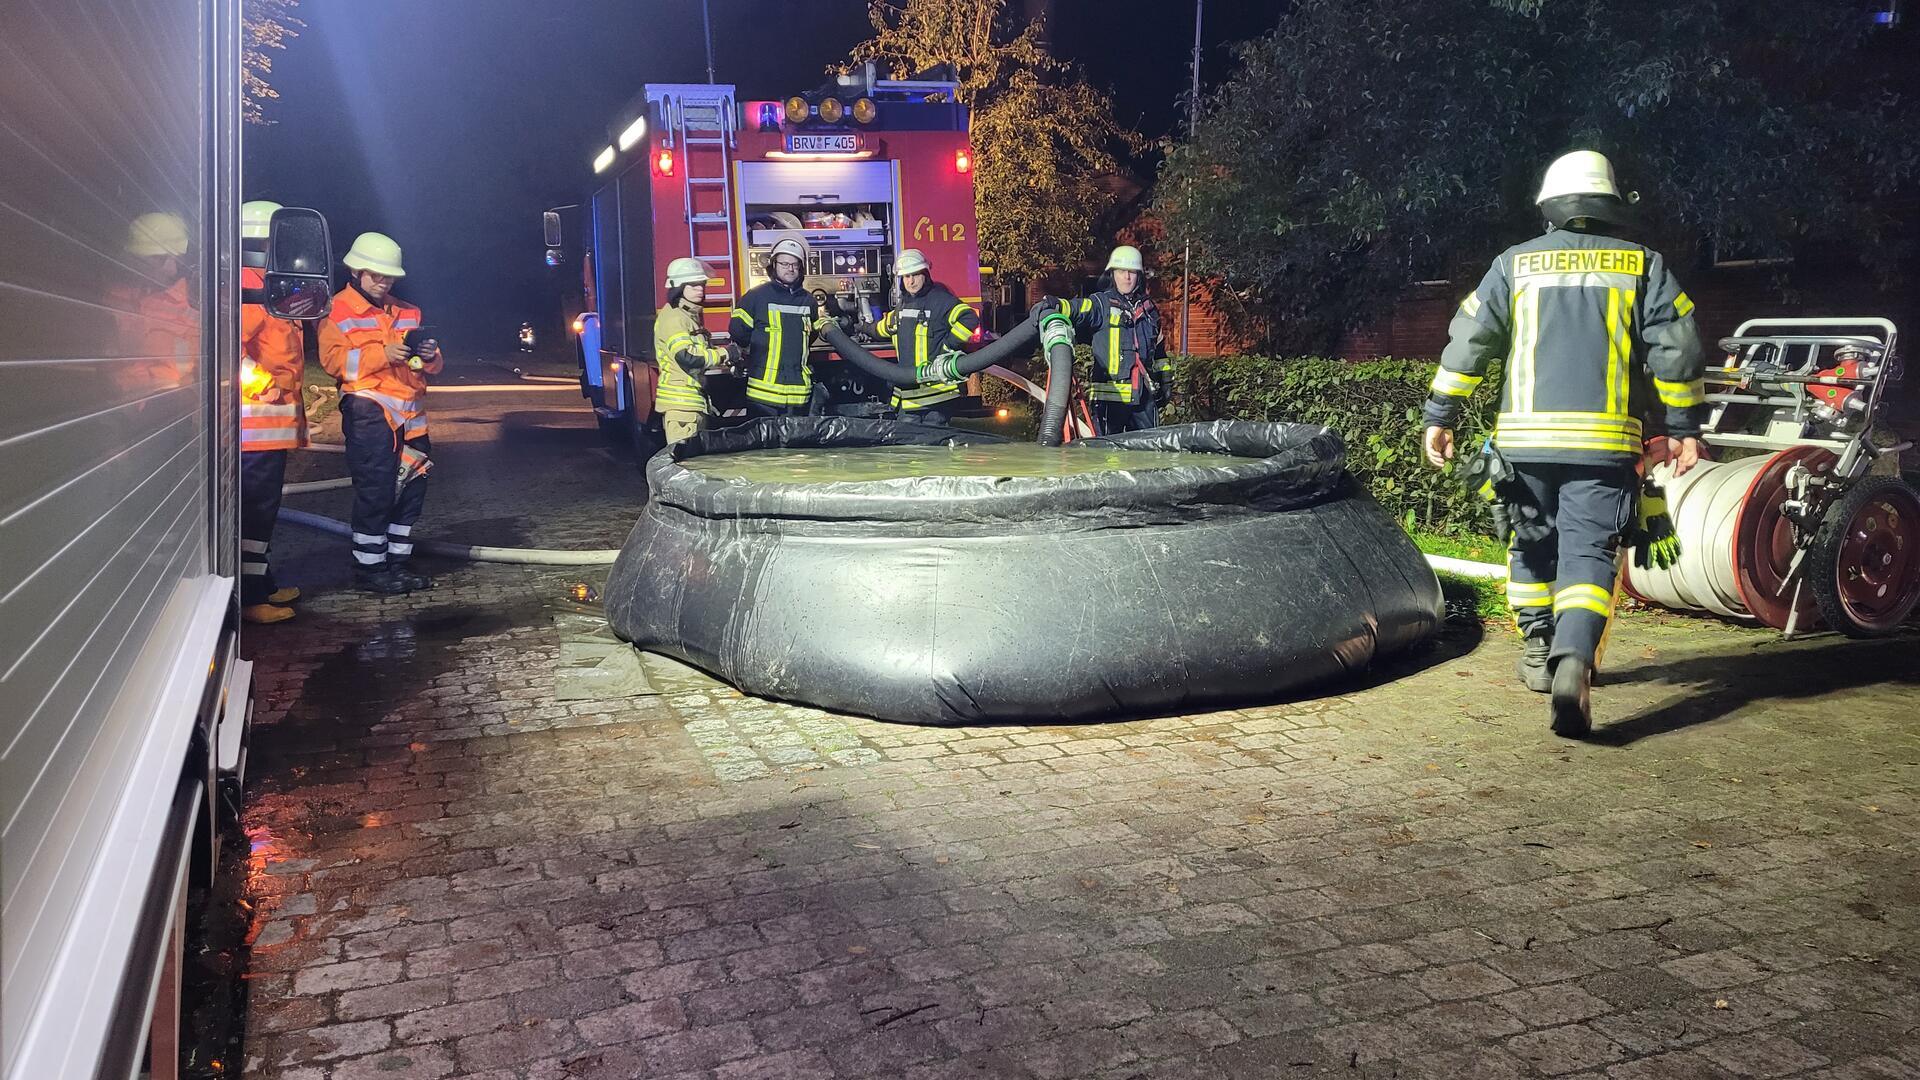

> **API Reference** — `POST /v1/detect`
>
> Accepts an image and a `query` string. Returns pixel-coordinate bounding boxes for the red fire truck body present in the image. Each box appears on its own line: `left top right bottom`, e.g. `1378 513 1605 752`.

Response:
558 74 980 448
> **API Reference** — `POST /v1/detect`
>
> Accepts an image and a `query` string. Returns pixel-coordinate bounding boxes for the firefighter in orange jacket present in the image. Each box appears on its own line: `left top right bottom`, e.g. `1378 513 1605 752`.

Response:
318 232 443 595
238 201 310 623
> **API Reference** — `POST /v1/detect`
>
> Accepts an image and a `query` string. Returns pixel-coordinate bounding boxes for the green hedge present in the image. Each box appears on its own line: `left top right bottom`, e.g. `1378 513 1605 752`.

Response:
1162 355 1503 537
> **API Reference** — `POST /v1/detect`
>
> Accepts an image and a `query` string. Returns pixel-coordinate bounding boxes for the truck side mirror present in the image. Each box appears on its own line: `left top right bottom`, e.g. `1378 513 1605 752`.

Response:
263 207 333 320
543 210 564 249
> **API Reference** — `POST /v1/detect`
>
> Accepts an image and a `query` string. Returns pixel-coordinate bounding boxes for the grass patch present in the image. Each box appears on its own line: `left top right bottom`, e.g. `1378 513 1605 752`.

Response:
1411 528 1505 565
1436 570 1510 626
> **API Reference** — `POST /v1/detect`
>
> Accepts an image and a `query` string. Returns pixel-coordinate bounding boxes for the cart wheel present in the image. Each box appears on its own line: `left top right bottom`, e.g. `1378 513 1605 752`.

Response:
1808 475 1920 637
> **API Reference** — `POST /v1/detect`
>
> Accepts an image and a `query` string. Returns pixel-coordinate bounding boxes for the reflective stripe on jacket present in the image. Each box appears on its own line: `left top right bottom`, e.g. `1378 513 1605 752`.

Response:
241 265 307 450
1063 290 1167 404
1423 229 1706 466
878 283 979 410
319 285 437 437
729 280 814 406
654 300 723 414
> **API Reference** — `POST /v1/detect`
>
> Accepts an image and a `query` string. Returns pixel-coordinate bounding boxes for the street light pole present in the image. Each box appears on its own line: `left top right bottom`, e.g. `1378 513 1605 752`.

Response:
1180 0 1202 357
702 0 717 84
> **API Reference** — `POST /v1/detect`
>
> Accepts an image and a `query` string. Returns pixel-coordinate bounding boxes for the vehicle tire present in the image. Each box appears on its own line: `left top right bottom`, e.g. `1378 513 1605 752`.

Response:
629 410 666 463
596 414 624 445
1807 475 1920 637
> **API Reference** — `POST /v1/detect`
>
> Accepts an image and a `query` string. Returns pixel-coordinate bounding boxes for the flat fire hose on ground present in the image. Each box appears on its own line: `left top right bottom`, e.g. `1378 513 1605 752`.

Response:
278 508 619 565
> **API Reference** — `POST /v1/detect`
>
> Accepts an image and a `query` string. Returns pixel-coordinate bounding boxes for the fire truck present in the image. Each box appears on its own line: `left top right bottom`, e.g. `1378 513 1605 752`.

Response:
543 67 984 452
5 0 334 1076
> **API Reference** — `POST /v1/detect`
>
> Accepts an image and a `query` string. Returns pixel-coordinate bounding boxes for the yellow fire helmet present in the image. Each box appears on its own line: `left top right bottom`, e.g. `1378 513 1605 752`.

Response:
240 200 282 241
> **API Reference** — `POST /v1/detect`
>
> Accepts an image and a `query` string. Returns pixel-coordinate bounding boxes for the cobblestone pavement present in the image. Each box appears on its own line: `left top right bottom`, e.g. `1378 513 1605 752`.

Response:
238 379 1920 1079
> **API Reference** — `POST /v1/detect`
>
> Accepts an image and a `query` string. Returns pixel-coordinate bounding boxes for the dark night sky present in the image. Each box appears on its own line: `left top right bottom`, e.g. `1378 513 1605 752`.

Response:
244 0 1283 354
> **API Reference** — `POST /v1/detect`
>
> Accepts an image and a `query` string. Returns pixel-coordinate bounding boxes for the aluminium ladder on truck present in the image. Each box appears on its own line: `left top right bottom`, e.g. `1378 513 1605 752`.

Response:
653 84 738 345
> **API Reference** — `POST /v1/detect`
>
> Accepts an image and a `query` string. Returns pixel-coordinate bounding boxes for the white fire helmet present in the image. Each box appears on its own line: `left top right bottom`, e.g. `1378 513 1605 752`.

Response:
665 257 710 288
1536 150 1620 204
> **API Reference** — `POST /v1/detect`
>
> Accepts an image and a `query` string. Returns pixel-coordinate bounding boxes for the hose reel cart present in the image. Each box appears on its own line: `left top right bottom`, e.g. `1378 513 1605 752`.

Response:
1624 317 1920 636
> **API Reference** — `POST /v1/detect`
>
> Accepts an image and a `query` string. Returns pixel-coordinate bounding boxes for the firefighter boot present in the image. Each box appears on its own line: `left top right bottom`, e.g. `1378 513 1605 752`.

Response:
390 562 435 591
354 567 412 596
1516 628 1553 693
1549 657 1593 738
242 603 295 625
267 586 301 604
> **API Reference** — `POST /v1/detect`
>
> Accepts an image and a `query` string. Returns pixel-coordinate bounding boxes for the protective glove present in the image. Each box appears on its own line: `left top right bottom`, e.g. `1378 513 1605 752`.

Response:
1631 478 1682 570
1456 439 1549 545
1152 378 1170 408
722 342 742 369
854 320 880 342
1029 297 1063 323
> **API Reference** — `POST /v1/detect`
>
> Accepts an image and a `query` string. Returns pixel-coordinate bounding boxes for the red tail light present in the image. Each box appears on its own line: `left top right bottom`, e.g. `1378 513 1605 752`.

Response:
954 148 972 174
655 148 675 176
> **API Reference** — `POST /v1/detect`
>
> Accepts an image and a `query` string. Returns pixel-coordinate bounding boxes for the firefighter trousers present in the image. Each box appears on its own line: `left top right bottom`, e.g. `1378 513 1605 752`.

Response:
1091 398 1159 436
1504 463 1637 667
896 404 953 427
663 410 707 446
341 393 430 571
239 448 288 604
746 400 807 420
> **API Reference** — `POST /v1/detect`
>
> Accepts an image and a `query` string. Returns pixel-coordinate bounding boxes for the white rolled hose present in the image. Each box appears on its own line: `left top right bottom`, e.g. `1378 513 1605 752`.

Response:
278 508 619 565
282 477 353 495
1623 455 1770 620
426 383 579 394
1424 553 1506 580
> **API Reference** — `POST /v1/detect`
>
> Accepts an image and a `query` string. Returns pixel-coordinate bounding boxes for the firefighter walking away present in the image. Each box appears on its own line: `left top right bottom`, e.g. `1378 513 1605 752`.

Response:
1423 150 1706 737
319 231 444 595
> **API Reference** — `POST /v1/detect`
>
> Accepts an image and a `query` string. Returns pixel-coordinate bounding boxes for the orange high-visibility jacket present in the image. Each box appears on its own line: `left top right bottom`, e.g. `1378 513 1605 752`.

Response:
109 276 195 393
240 265 308 450
318 284 440 439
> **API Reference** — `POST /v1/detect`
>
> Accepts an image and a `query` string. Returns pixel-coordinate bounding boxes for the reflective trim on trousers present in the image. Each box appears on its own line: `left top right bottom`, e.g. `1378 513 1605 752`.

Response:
746 380 810 405
1087 381 1139 403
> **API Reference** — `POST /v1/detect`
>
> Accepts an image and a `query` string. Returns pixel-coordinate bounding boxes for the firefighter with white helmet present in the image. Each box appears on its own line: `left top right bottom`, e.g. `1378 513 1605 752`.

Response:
236 199 309 623
730 237 820 417
1058 244 1170 434
1422 150 1706 737
318 231 443 594
654 257 736 445
867 248 980 424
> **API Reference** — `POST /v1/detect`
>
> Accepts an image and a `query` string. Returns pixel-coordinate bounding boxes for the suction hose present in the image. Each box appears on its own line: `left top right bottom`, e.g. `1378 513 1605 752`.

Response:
818 304 1075 445
818 311 1041 390
282 477 353 495
279 508 619 565
1035 311 1074 448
